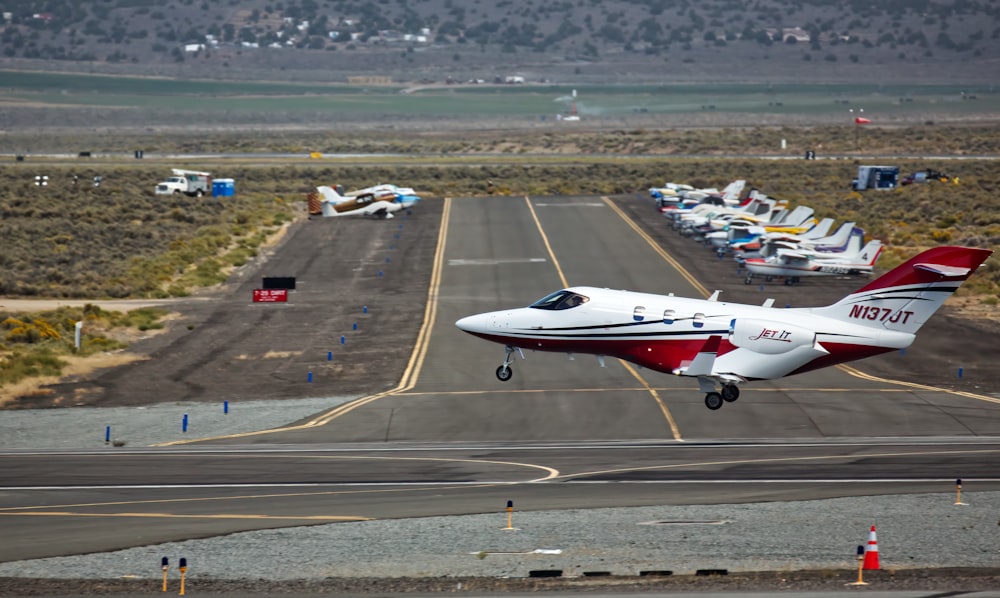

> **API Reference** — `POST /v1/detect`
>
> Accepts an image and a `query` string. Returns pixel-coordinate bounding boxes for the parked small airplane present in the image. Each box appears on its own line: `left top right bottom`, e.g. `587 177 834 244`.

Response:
702 205 816 248
651 180 747 212
455 246 991 410
308 184 419 219
713 217 836 256
742 238 882 285
732 221 858 262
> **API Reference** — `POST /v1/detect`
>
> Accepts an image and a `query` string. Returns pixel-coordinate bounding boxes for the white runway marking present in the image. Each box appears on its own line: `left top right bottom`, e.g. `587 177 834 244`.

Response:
448 258 547 266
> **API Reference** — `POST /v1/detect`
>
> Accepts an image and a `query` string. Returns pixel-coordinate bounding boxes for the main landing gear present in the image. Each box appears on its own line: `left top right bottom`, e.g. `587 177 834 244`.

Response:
495 345 523 382
699 377 740 410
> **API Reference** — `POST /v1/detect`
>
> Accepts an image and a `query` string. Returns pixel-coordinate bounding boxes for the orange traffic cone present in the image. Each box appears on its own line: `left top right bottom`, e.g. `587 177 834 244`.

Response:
862 525 880 570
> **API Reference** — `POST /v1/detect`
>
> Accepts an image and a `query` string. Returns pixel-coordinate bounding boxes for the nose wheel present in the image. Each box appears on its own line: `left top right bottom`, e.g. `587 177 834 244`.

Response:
495 345 522 382
496 365 513 381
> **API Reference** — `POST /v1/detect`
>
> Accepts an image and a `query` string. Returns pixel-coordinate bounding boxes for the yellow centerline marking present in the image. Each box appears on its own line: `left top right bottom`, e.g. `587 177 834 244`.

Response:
396 387 917 397
602 196 710 298
0 454 560 516
523 195 569 288
527 195 682 441
0 484 503 513
837 364 1000 405
618 362 683 440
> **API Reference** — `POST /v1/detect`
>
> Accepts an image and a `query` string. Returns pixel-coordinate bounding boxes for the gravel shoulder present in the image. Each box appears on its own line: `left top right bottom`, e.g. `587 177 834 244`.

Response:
1 494 999 594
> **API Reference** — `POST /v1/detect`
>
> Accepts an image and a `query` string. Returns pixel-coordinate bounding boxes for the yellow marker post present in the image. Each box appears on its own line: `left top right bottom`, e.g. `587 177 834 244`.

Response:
160 557 169 592
178 557 187 596
845 545 868 586
955 478 968 505
503 500 518 531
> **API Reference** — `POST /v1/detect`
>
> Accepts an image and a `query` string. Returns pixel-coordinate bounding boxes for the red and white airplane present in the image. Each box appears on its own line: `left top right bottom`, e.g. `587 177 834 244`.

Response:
455 246 992 410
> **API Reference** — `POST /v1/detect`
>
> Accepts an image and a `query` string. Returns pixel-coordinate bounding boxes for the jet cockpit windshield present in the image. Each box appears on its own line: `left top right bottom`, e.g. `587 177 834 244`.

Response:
529 290 590 311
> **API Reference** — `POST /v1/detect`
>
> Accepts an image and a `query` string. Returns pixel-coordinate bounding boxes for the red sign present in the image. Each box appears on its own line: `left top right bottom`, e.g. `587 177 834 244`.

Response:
253 289 288 303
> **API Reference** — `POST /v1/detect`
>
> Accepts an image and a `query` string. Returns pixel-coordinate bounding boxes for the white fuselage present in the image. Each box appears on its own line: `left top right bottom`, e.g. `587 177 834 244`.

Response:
456 286 912 382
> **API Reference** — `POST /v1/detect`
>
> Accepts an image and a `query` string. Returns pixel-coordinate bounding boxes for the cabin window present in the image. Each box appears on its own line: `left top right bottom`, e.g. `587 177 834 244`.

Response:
530 290 590 311
662 309 675 324
633 306 646 322
693 312 705 328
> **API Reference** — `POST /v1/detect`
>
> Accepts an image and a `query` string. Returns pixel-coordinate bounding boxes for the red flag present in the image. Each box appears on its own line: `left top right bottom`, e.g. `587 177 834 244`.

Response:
855 116 871 124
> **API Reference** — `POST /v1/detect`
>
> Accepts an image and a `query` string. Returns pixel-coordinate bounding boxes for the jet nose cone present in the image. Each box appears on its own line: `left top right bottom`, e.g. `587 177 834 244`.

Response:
455 313 488 334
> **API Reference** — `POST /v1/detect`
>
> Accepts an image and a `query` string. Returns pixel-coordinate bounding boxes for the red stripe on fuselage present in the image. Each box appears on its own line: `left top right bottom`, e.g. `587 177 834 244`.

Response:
465 332 736 374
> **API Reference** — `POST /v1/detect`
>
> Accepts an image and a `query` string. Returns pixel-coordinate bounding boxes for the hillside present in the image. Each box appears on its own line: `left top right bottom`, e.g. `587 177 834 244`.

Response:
2 0 999 84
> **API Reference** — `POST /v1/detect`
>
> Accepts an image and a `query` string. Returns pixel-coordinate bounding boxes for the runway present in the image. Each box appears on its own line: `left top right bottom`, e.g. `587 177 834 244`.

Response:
3 195 1000 564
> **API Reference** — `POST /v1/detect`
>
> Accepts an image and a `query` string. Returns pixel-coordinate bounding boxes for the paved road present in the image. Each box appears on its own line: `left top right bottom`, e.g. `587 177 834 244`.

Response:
3 195 1000 564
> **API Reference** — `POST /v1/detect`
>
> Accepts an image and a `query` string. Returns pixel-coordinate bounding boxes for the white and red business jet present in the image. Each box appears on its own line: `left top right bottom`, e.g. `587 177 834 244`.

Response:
456 246 992 410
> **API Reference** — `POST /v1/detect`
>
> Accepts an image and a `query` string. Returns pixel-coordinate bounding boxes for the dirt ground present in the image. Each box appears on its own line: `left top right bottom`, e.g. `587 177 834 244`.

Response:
5 194 998 410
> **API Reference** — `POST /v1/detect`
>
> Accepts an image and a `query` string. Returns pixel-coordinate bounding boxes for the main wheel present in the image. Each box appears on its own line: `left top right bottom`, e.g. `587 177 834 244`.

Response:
496 365 513 382
721 384 740 402
705 392 724 410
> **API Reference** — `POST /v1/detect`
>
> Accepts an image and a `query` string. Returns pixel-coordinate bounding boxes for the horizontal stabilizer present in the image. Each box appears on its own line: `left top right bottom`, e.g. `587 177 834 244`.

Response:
914 263 972 278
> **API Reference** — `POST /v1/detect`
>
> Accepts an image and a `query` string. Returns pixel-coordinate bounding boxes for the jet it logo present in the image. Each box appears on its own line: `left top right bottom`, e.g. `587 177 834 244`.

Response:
749 328 792 342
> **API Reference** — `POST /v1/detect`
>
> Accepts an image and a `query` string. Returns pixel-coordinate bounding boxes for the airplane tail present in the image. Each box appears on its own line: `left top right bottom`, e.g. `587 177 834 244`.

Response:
857 240 883 266
316 185 344 202
316 186 345 217
812 246 992 334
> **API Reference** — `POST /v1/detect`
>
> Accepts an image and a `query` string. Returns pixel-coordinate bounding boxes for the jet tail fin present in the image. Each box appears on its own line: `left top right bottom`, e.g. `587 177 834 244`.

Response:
812 246 992 334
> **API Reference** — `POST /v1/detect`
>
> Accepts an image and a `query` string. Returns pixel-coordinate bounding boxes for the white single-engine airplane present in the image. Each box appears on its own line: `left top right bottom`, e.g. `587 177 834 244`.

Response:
309 184 420 219
742 238 883 285
456 246 992 410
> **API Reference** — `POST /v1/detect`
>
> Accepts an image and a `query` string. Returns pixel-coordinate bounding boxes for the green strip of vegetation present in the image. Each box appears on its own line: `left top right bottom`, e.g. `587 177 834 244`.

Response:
2 71 997 117
0 305 167 391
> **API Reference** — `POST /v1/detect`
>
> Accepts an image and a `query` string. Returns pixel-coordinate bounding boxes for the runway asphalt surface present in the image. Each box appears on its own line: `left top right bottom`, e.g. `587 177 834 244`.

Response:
2 194 1000 593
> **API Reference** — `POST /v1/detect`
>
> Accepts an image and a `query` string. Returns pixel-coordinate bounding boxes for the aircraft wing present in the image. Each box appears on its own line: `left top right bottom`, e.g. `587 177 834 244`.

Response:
775 249 811 263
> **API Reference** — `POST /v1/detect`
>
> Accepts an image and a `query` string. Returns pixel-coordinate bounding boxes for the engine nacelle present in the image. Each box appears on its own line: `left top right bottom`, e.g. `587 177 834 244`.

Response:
728 318 816 355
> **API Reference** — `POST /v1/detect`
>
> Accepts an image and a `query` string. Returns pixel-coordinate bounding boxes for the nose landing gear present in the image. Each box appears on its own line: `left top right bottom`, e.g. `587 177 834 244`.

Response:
495 345 523 382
